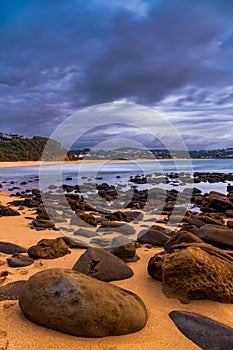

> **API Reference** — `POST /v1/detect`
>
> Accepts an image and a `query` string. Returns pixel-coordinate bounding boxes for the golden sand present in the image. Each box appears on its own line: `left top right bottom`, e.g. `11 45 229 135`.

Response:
0 192 233 349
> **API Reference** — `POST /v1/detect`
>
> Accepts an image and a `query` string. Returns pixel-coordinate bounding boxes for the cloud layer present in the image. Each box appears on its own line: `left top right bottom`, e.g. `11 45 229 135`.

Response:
0 0 233 149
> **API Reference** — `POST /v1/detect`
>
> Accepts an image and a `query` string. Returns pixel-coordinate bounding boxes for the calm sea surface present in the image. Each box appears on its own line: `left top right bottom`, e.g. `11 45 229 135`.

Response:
1 159 233 194
0 158 233 177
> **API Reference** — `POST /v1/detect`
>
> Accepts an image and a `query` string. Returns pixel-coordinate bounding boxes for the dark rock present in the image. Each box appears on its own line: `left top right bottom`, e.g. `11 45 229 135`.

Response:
179 224 198 235
22 197 41 208
123 211 144 221
168 214 187 225
48 184 57 190
0 271 8 284
0 241 27 255
19 268 147 337
197 224 233 249
7 254 34 267
137 225 171 246
169 311 233 350
73 247 133 281
105 211 128 222
36 208 65 222
226 209 233 218
28 238 71 259
0 280 26 300
60 236 88 249
70 212 97 227
97 223 135 236
200 213 225 226
164 231 204 252
188 217 206 227
100 221 126 228
73 228 97 238
32 219 55 229
202 192 233 212
90 237 113 247
109 236 139 262
149 246 233 303
0 204 20 216
227 221 233 229
147 251 166 281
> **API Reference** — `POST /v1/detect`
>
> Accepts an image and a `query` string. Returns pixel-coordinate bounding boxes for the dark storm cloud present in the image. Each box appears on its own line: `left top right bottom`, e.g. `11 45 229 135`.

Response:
80 0 233 105
0 0 233 148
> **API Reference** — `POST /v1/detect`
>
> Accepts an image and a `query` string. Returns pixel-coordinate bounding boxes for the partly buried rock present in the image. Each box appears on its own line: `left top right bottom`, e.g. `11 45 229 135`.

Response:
7 253 34 267
0 280 26 300
72 247 133 281
137 225 171 246
19 268 147 337
0 204 20 216
32 219 55 229
197 224 233 249
149 246 233 304
28 238 70 259
169 311 233 350
0 241 27 255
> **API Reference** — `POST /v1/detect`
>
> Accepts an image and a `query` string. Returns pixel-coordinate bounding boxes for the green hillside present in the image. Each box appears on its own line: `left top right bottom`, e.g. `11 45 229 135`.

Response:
0 135 69 161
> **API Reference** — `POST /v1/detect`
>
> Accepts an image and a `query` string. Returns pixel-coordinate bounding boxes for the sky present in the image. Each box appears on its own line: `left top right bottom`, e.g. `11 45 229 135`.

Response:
0 0 233 150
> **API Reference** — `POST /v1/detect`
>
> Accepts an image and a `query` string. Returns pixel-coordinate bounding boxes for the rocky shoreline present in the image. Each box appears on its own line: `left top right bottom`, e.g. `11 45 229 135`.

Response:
1 172 233 349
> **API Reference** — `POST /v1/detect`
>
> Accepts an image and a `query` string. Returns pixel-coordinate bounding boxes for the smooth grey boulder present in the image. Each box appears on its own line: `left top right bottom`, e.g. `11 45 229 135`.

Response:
19 268 147 337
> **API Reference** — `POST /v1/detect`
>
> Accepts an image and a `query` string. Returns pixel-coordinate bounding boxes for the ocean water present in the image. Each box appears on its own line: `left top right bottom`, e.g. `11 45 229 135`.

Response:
0 158 233 194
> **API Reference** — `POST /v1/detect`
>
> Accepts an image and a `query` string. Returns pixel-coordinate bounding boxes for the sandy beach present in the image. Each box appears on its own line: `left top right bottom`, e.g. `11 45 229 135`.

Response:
1 191 233 350
0 159 165 169
0 157 214 169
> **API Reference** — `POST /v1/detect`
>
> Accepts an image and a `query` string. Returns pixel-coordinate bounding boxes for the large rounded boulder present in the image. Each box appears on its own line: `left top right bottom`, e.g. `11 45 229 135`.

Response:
19 268 147 337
